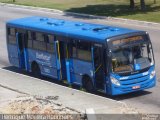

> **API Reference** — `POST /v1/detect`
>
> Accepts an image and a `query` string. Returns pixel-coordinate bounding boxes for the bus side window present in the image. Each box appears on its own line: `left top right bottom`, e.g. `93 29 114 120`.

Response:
33 32 46 51
36 32 44 42
27 31 33 48
71 40 77 58
48 35 54 44
77 41 91 61
46 34 54 53
8 27 16 36
8 27 17 44
28 31 32 39
71 40 91 61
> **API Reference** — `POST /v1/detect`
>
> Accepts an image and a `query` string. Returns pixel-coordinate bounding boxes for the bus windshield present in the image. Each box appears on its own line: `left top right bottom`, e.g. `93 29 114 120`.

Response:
111 43 154 74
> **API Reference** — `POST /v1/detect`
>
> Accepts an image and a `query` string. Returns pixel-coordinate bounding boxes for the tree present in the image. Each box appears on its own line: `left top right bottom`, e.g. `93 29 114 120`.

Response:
130 0 135 9
140 0 146 11
129 0 147 11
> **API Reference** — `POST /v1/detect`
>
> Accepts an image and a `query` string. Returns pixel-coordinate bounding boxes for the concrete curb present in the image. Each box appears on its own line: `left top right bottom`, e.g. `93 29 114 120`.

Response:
1 2 160 28
0 67 139 114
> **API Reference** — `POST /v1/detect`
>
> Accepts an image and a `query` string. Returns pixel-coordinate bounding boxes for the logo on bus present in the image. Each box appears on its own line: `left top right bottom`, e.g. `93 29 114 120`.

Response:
36 53 51 61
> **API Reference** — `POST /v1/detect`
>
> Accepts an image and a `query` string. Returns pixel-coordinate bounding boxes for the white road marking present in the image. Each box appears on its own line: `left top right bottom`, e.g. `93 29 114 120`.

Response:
85 108 97 120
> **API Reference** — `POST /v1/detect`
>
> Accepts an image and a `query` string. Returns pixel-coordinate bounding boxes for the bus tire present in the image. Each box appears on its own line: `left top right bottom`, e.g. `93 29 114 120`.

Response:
31 62 41 78
82 76 94 93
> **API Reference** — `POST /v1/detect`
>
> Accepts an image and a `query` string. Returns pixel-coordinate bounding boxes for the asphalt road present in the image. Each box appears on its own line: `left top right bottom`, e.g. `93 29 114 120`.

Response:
0 4 160 113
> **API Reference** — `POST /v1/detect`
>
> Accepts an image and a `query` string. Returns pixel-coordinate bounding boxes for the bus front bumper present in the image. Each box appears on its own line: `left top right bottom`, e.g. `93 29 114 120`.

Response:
110 76 156 96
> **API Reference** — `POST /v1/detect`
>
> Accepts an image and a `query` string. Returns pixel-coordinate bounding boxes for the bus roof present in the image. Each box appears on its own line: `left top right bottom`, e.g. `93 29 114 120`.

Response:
7 16 144 43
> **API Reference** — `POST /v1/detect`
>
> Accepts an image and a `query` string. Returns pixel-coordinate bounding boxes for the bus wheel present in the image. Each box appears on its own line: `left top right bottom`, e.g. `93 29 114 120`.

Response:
31 62 41 78
82 76 94 93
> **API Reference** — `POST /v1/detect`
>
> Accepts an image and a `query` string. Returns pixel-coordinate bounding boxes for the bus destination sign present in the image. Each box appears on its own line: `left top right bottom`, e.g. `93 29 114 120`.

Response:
112 36 143 46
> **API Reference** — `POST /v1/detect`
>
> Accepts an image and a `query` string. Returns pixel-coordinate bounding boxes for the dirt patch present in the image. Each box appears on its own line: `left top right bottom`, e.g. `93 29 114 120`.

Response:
120 103 139 114
0 95 84 120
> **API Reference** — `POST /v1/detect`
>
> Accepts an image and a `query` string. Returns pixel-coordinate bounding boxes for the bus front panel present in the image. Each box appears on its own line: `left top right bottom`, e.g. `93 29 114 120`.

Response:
107 32 156 95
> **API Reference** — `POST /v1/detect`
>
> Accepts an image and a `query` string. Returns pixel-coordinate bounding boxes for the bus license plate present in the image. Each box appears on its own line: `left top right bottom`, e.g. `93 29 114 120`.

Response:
132 85 140 89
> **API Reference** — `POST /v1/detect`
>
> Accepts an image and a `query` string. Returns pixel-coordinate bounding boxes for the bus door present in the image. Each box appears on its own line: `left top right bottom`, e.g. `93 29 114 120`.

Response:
16 32 28 70
93 44 105 90
55 40 67 80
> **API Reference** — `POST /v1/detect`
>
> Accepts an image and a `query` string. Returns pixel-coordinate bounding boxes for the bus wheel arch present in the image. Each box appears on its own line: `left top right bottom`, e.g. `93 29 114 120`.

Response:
31 61 41 78
82 74 94 92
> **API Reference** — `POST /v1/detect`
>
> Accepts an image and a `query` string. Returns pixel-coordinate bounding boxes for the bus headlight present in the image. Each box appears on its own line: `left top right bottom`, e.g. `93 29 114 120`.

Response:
150 70 156 79
110 76 120 86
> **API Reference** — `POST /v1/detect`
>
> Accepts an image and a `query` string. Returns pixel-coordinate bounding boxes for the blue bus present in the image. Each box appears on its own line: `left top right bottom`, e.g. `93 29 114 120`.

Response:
6 16 156 95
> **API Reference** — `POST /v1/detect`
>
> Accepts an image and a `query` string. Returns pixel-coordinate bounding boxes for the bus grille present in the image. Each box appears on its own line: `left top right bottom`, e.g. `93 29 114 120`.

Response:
121 80 152 92
120 74 149 86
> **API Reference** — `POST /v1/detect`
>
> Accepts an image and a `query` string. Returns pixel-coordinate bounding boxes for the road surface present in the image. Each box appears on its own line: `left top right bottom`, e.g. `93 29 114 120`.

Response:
0 4 160 113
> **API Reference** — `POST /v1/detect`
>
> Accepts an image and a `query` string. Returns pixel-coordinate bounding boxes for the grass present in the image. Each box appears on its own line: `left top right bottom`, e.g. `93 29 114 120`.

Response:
1 0 160 23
